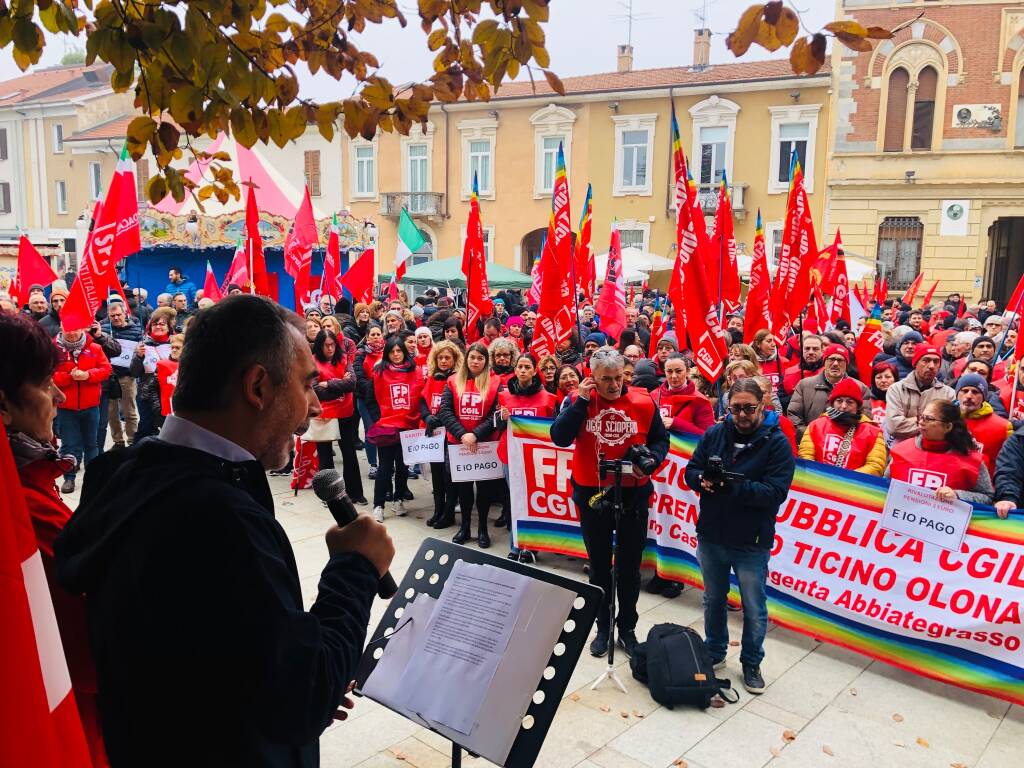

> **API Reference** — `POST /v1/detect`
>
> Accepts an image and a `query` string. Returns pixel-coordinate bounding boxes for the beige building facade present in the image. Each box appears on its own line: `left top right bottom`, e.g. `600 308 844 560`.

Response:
341 46 831 293
826 0 1024 305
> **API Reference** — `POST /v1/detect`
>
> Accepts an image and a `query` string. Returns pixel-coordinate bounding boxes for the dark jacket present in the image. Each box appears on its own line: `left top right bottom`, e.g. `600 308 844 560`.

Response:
54 440 378 768
683 410 796 549
129 335 166 419
39 308 63 337
994 426 1024 505
437 384 498 442
106 319 145 375
631 359 661 391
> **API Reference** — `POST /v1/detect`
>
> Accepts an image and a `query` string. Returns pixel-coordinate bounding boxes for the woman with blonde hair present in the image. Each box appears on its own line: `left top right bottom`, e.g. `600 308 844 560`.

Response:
729 343 759 368
438 342 500 547
421 340 464 528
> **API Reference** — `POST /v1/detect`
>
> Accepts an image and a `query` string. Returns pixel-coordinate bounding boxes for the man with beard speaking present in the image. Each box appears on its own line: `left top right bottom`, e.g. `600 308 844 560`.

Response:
56 295 394 767
551 348 669 660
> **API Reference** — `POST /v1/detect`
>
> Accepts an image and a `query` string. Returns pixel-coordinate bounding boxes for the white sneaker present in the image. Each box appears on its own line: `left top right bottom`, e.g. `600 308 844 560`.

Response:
393 500 407 517
372 506 385 523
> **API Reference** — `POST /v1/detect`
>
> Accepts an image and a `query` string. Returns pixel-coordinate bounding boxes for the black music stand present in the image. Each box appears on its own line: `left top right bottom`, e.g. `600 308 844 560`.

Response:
354 538 603 768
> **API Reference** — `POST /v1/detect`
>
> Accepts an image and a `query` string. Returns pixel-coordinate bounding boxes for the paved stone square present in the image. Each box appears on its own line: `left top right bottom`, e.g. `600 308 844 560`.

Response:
265 460 1022 768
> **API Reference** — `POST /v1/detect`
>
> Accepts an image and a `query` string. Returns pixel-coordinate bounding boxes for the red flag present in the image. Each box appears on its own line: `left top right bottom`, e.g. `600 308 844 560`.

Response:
1003 274 1024 319
244 184 270 296
829 247 851 327
526 254 542 306
899 272 924 307
222 239 249 294
574 185 594 301
919 279 940 309
202 260 223 302
649 300 665 352
743 211 773 343
957 296 966 319
461 174 492 343
709 176 741 312
880 276 888 301
323 215 342 300
668 107 728 381
290 436 319 491
284 187 318 313
812 229 842 295
594 226 627 342
12 235 59 305
0 423 94 768
339 247 375 305
61 169 138 331
804 288 820 334
532 144 574 358
770 155 818 339
812 285 830 333
854 308 885 386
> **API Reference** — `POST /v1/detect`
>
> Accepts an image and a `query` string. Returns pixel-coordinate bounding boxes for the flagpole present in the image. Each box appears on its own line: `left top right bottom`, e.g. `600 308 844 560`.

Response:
717 206 725 325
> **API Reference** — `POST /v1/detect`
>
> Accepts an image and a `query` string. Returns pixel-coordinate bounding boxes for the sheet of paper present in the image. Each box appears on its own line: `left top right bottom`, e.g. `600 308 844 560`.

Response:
111 339 138 368
398 561 528 735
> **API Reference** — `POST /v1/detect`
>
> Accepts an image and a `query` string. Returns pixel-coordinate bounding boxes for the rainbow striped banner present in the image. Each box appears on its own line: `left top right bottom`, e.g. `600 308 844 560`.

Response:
508 416 1024 707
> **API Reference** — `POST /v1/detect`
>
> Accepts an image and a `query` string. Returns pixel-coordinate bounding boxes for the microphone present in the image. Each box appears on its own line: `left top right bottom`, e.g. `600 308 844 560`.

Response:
312 469 398 599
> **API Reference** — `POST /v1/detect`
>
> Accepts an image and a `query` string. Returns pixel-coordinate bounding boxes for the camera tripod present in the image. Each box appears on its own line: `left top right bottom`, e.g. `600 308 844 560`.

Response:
589 456 631 693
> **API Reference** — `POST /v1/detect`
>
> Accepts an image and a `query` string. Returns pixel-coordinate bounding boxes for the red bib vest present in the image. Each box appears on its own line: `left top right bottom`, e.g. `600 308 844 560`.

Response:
964 411 1010 477
372 365 422 430
315 358 353 419
446 376 500 443
806 416 880 470
870 398 886 428
156 359 178 417
889 439 982 493
571 390 656 487
496 386 558 462
423 374 451 416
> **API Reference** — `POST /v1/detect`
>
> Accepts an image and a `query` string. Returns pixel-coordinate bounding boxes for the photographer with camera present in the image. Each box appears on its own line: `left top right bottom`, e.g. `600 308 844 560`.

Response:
683 379 795 695
551 349 669 659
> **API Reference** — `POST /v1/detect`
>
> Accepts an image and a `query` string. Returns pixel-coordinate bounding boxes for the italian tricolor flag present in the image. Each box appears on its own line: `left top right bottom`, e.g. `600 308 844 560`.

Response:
395 207 426 282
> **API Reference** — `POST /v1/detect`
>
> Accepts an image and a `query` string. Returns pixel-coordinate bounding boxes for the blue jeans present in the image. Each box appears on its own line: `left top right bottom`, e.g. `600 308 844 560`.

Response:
356 399 378 466
57 407 101 480
697 539 770 667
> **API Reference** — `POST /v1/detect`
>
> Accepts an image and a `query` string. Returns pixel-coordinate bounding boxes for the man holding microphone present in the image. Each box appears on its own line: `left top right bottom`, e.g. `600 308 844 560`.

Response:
551 348 669 659
56 296 394 767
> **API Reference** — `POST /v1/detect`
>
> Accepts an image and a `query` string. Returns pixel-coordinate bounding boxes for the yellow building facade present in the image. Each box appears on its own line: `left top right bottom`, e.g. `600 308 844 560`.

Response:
342 54 830 291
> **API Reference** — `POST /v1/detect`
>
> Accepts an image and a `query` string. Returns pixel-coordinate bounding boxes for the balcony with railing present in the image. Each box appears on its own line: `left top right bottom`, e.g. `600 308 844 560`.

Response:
669 183 747 220
380 192 445 219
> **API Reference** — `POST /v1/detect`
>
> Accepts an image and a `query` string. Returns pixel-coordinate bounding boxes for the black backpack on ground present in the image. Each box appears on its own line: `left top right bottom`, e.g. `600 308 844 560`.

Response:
629 623 739 709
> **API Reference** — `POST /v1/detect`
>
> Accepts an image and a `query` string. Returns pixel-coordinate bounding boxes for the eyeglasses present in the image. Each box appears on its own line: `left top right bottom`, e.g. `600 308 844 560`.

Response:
918 415 947 424
728 404 760 415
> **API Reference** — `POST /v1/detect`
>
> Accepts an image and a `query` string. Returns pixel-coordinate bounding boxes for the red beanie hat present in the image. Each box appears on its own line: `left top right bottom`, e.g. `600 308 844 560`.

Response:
912 345 942 368
827 376 863 405
823 343 850 363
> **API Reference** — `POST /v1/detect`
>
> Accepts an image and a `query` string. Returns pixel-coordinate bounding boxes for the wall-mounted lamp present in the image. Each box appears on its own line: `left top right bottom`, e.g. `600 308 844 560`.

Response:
608 102 620 113
789 90 801 102
905 170 916 183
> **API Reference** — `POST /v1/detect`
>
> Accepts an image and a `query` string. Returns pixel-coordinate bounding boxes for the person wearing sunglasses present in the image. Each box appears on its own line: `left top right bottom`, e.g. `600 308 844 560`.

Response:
885 399 992 505
683 379 796 695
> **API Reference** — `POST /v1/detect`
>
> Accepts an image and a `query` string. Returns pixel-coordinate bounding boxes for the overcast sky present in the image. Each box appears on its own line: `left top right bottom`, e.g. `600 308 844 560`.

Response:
2 1 836 100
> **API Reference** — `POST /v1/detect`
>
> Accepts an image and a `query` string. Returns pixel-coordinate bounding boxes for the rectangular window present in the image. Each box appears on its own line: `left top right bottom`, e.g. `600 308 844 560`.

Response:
469 139 492 193
541 136 562 192
0 182 10 213
53 124 64 154
135 159 150 202
355 145 375 197
89 161 102 200
55 180 67 214
619 228 645 251
620 129 649 189
877 217 923 290
407 144 428 212
699 125 728 185
0 128 7 160
483 227 493 262
768 225 784 268
776 122 808 183
304 150 321 197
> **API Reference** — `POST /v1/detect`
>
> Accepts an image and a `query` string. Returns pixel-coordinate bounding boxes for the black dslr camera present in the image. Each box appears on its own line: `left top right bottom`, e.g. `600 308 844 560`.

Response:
702 455 745 491
626 444 659 476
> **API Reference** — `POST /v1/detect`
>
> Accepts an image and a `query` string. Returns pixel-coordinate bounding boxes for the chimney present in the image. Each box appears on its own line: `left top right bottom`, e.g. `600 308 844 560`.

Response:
617 44 634 73
693 28 711 70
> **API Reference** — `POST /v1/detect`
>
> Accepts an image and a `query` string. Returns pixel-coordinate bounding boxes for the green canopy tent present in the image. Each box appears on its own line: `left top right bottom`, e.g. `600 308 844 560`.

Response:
378 257 534 290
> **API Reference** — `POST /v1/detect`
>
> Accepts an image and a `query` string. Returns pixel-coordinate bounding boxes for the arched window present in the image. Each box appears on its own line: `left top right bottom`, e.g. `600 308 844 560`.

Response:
884 68 910 152
912 66 938 151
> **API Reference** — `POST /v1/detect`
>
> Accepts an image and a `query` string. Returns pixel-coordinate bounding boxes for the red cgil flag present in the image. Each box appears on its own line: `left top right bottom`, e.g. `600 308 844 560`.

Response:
854 306 885 386
339 247 376 306
668 106 728 381
708 174 741 313
290 436 319 491
244 183 270 297
899 272 925 307
812 229 843 295
61 153 140 332
0 423 94 768
322 214 342 300
202 260 223 302
769 153 818 340
462 173 492 343
743 210 773 343
574 184 594 301
829 245 852 327
532 143 574 358
12 235 59 306
594 225 627 342
222 238 249 294
283 187 319 313
919 279 941 309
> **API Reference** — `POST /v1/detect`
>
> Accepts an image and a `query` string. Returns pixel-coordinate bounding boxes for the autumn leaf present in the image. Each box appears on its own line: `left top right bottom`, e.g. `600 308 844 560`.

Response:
917 737 930 748
824 21 869 37
865 26 895 40
542 69 565 95
790 33 828 75
726 4 764 58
